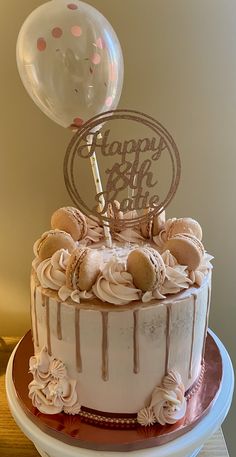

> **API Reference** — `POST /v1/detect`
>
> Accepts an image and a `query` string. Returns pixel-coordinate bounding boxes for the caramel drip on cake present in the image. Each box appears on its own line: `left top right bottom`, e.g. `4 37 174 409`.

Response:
201 284 212 364
33 286 39 347
133 310 140 374
165 303 172 374
57 302 62 340
75 308 82 373
189 294 197 379
42 296 52 356
102 312 109 381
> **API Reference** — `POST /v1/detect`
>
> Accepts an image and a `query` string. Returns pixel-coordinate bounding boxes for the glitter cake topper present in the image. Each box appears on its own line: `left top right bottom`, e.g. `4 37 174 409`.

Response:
64 110 181 228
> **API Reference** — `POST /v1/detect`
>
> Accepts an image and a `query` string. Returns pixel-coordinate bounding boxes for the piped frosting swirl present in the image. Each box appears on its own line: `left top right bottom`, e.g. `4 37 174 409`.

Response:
32 208 212 306
36 249 69 290
137 370 186 426
92 257 141 305
28 346 81 415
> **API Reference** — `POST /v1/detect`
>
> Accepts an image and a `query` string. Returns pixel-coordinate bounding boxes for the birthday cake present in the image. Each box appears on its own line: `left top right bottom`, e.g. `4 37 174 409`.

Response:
29 206 213 427
15 0 217 439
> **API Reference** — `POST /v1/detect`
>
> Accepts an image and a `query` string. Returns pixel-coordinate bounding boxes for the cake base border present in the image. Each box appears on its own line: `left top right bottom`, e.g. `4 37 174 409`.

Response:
5 330 233 452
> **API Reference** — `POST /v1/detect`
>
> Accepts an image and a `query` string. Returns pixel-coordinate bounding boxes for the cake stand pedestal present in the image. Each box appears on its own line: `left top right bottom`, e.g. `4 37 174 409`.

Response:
6 330 234 457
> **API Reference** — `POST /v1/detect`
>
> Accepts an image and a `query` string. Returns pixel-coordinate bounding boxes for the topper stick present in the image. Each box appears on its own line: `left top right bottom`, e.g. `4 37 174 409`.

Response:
87 134 112 248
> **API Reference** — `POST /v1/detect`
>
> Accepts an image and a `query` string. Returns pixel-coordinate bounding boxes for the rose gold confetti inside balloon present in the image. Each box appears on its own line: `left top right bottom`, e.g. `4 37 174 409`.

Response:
16 0 124 128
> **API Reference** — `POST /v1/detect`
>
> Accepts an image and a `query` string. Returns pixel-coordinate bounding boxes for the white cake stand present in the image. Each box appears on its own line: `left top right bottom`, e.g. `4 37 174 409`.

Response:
6 330 234 457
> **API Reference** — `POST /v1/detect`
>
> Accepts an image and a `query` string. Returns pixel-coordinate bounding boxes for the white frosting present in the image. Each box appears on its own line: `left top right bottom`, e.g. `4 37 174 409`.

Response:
64 402 82 415
142 251 191 303
92 257 141 305
142 289 166 302
137 370 186 426
114 228 145 243
29 346 51 384
153 229 168 251
58 286 94 303
28 346 80 415
152 218 178 251
112 210 145 243
33 247 211 305
160 250 192 295
137 407 156 426
36 249 69 291
32 232 212 306
80 216 104 246
151 386 187 425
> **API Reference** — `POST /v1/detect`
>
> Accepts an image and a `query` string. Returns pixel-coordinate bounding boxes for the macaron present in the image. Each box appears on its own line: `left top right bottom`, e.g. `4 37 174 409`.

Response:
152 210 166 236
140 209 153 239
51 207 87 241
36 230 76 261
167 217 202 241
164 234 204 271
127 247 166 292
66 247 101 291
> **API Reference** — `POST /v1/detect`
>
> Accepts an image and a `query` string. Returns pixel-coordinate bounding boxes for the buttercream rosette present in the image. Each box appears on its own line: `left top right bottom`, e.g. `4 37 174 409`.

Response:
93 257 141 305
58 286 94 304
137 370 187 426
28 346 80 415
36 249 69 290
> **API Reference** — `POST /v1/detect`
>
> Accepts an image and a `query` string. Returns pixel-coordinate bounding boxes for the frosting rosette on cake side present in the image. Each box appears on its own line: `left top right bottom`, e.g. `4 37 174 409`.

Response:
137 370 187 426
28 346 81 415
29 346 51 384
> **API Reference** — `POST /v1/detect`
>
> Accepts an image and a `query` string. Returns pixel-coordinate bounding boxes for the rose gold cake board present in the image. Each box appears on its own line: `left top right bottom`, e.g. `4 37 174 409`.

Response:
12 331 222 452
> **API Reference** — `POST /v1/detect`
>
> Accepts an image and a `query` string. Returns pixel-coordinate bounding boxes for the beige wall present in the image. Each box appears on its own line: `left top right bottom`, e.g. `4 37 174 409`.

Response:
0 0 235 452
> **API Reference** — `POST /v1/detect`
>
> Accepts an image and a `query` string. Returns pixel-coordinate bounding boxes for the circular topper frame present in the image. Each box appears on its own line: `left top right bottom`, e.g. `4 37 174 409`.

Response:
64 109 181 228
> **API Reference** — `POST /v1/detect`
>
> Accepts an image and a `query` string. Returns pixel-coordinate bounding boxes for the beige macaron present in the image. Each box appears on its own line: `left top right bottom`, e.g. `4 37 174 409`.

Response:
51 206 87 241
167 217 202 241
164 233 204 271
140 209 153 239
66 247 101 291
127 247 166 292
36 230 76 261
152 210 166 236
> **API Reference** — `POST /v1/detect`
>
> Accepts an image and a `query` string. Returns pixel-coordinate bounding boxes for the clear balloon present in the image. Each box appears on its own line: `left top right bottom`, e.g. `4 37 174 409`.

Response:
16 0 124 128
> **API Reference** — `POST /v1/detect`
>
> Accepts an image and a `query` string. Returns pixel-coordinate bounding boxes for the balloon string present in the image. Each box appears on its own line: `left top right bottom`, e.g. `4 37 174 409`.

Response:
87 134 112 248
